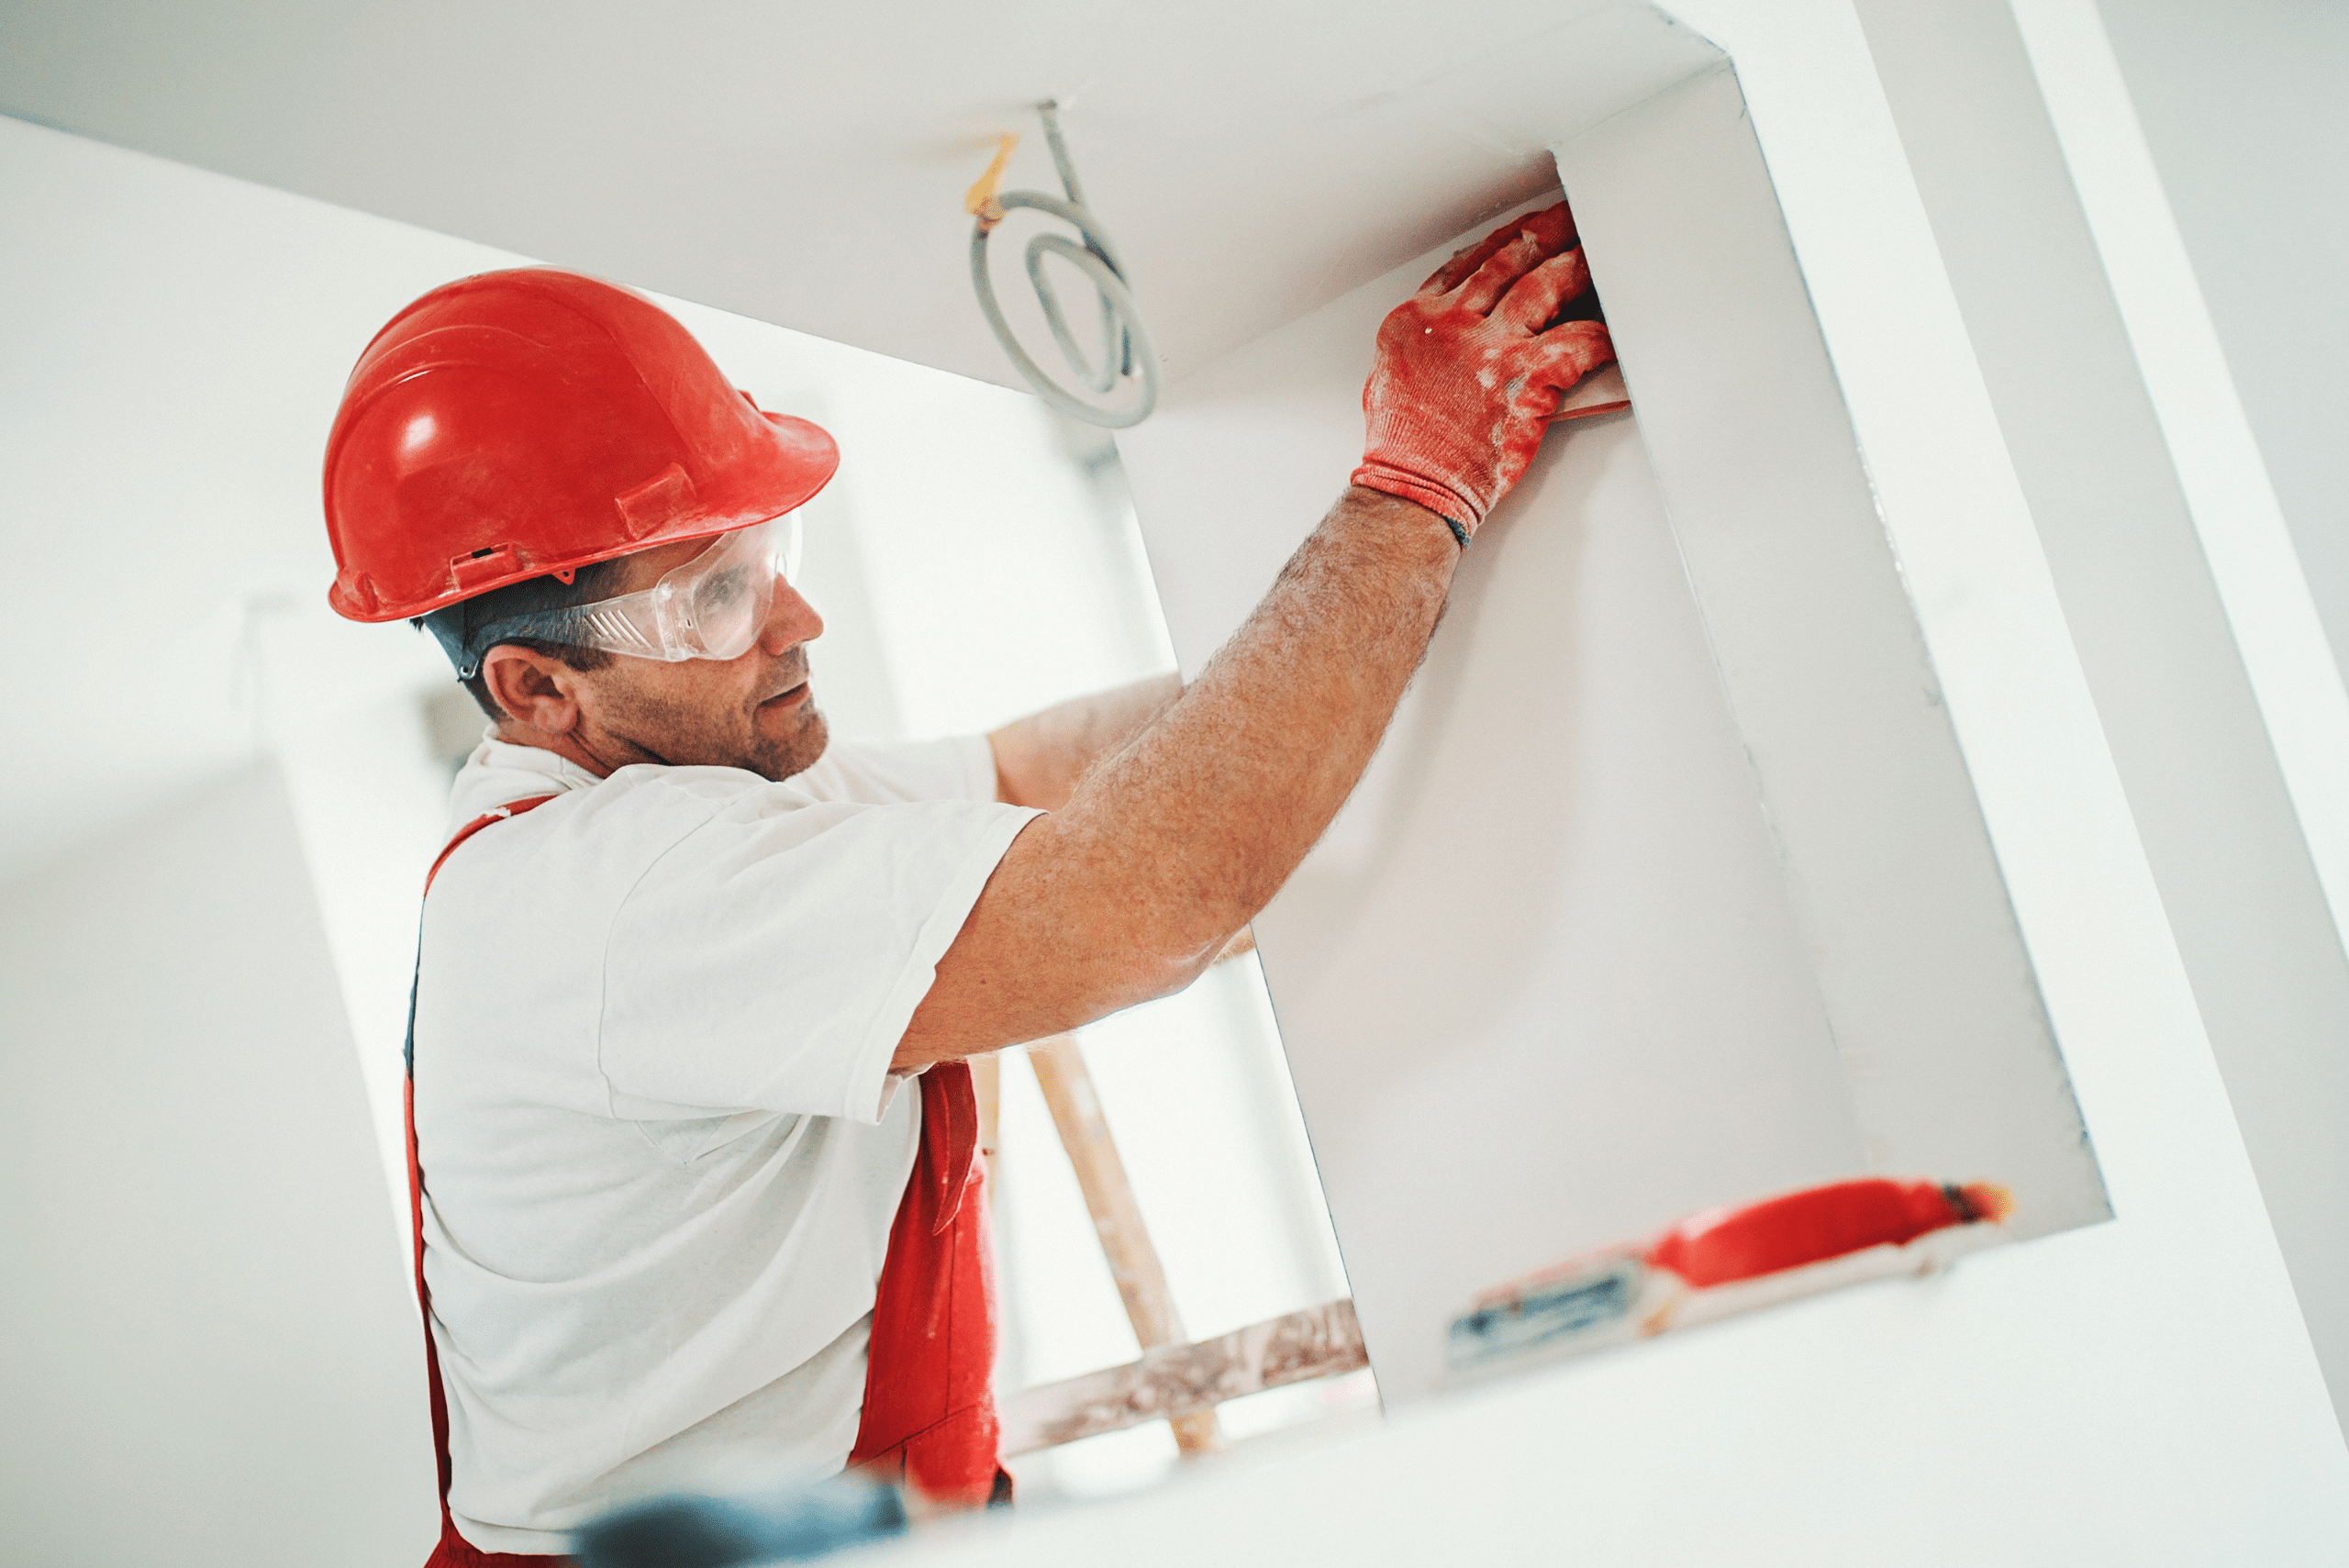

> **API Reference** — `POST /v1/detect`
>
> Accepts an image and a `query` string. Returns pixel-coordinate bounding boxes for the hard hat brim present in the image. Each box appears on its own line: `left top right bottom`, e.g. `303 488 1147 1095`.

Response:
328 411 838 623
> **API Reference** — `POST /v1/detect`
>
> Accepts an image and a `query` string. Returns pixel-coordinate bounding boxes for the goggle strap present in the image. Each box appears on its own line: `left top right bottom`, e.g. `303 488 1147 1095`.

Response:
422 605 609 681
419 606 483 681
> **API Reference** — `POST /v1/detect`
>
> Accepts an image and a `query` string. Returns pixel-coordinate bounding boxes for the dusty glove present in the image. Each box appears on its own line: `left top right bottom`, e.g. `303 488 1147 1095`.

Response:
1351 202 1617 540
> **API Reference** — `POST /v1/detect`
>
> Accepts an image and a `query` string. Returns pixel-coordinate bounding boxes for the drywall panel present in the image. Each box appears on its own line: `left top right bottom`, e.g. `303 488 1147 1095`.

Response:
0 766 438 1565
1119 64 2105 1404
1859 0 2349 1432
2097 0 2349 682
2007 0 2349 998
1557 70 2104 1221
1122 324 1868 1398
0 116 462 885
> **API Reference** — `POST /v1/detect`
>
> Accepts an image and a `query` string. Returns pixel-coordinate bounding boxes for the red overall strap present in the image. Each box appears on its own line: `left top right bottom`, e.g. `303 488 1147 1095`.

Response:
847 1061 1010 1507
408 795 562 1567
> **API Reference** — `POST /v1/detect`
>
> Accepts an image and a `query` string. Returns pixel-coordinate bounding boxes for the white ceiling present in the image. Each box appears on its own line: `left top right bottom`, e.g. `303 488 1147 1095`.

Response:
0 1 1717 388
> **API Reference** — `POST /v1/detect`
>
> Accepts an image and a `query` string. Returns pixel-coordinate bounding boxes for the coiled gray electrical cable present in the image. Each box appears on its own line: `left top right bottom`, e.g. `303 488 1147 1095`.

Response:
969 102 1159 428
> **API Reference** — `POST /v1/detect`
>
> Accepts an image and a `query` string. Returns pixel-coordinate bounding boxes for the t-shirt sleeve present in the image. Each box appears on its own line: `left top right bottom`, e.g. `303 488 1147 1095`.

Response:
789 735 999 806
595 778 1037 1124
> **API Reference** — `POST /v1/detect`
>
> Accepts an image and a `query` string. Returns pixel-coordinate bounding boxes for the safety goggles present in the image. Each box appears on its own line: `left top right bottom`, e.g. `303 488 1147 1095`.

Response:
440 513 801 678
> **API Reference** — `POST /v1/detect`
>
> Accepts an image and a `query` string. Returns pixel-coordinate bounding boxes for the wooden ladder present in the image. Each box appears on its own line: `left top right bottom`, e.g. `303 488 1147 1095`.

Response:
973 1033 1368 1462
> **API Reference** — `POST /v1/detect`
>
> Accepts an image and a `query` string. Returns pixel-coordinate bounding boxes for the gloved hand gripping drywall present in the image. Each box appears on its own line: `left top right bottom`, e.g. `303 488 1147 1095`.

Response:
1351 202 1617 540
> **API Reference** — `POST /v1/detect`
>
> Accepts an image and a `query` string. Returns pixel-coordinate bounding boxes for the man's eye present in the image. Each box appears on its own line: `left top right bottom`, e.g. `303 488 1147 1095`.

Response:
696 567 751 613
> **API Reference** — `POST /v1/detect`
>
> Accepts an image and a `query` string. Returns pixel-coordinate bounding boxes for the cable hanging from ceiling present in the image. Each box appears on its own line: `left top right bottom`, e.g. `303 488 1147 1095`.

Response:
965 100 1159 429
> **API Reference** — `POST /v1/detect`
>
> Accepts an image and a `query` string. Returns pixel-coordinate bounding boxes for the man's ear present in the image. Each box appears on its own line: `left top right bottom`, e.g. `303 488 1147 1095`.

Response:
481 646 584 737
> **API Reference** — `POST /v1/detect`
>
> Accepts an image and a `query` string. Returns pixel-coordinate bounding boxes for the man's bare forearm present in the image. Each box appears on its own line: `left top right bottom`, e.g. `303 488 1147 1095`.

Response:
1066 488 1457 948
901 204 1608 1066
899 488 1458 1062
989 673 1183 810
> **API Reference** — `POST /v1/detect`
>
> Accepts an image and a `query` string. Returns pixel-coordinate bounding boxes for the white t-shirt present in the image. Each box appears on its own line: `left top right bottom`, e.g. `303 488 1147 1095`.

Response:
411 733 1037 1554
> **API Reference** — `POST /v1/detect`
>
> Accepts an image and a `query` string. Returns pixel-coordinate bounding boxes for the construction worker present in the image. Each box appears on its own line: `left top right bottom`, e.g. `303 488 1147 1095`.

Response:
321 202 1612 1565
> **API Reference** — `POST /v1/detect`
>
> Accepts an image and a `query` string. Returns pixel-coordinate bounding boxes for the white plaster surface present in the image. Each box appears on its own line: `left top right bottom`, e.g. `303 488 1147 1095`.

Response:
1114 69 2108 1398
1122 356 1870 1398
2094 0 2349 690
0 769 439 1564
2009 0 2349 965
1859 0 2349 1434
1561 69 2104 1228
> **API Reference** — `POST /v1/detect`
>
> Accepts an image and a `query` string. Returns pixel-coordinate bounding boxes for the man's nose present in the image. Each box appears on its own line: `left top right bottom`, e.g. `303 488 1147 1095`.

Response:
762 578 825 653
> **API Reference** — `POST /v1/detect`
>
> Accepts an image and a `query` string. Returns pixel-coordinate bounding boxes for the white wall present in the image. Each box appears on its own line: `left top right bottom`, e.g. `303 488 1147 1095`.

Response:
0 115 458 884
1111 61 2116 1399
2095 0 2349 679
1117 284 1875 1401
1856 0 2349 1431
0 766 439 1565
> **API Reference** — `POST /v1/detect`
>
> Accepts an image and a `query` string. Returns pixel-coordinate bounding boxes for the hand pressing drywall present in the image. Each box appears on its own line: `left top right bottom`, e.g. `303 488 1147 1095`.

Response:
1352 201 1618 538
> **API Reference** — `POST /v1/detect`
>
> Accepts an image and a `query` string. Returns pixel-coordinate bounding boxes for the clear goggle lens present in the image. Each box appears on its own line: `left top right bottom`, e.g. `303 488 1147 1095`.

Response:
473 513 801 668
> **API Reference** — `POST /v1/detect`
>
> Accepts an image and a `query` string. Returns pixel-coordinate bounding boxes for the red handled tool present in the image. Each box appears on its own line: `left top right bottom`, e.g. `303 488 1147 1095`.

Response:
1449 1176 2014 1373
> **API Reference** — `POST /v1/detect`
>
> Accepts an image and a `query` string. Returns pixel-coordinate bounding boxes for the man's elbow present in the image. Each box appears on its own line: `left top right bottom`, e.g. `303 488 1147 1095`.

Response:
988 728 1051 808
1095 921 1239 1012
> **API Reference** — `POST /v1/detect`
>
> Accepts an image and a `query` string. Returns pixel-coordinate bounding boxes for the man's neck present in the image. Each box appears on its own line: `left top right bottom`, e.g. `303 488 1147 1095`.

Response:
492 721 618 779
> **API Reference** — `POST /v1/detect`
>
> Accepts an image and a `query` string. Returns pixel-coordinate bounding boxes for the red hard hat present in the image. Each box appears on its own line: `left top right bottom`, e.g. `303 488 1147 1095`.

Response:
323 268 839 622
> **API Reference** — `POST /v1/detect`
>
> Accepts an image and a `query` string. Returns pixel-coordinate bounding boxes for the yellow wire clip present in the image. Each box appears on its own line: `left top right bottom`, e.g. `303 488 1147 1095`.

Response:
964 133 1019 233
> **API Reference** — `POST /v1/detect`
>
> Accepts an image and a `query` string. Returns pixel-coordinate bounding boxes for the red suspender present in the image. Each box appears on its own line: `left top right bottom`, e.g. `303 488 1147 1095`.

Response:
846 1062 1009 1507
424 798 558 895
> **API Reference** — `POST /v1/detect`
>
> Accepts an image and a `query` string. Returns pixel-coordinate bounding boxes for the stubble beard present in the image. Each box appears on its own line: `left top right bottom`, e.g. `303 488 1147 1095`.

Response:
751 701 829 783
589 663 831 784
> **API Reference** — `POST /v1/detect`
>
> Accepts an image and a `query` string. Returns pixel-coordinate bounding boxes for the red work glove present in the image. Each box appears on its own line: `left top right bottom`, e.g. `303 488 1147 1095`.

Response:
1351 202 1617 540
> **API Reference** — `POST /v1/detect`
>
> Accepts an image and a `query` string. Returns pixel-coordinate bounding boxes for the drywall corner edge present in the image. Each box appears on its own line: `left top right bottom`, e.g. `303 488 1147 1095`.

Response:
1554 64 2110 1236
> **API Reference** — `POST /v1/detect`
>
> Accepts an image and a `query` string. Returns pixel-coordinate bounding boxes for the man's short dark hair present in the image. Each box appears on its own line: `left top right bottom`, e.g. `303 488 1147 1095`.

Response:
417 558 629 720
